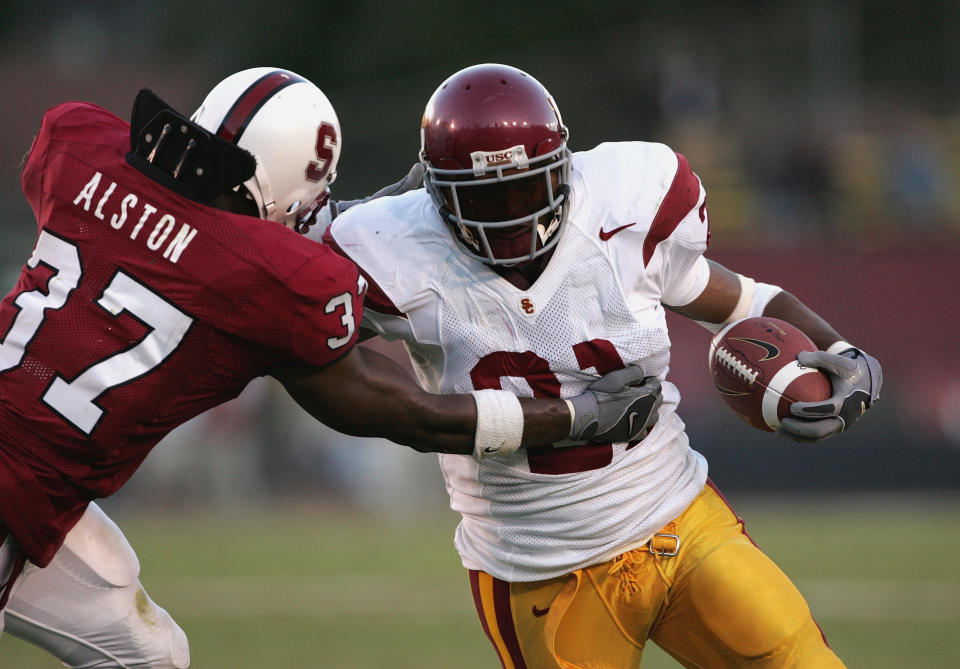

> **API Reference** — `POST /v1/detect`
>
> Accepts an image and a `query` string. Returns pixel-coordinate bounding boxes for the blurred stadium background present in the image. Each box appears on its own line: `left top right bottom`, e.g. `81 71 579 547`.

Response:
1 1 958 666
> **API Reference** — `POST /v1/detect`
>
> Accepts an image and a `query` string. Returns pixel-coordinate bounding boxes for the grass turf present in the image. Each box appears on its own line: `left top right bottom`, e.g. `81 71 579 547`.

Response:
2 492 958 668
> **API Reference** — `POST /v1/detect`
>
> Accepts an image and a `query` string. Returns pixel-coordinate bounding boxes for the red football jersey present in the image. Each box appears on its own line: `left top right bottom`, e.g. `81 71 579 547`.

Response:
0 102 364 565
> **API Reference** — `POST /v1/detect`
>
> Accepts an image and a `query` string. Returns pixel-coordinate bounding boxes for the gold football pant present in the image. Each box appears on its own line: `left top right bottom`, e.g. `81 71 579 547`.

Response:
469 481 844 668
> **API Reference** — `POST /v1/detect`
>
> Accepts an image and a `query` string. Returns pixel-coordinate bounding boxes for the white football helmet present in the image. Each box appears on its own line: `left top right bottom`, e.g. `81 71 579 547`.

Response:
191 67 341 231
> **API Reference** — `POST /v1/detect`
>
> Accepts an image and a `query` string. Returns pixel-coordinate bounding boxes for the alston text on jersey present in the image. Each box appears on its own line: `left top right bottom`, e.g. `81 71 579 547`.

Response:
0 101 364 566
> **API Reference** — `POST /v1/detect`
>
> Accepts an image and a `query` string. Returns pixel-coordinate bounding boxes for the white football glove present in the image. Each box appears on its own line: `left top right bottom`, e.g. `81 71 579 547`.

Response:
777 347 882 443
567 366 663 444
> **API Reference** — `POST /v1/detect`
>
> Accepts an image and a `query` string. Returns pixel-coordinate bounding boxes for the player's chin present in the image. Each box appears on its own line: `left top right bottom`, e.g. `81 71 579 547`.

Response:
486 232 539 260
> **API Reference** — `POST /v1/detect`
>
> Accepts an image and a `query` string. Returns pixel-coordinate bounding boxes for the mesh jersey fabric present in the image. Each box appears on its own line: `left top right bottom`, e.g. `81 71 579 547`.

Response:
330 141 710 581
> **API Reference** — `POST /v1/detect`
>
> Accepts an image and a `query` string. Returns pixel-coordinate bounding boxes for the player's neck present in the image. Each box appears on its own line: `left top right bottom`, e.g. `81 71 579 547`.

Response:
490 248 555 290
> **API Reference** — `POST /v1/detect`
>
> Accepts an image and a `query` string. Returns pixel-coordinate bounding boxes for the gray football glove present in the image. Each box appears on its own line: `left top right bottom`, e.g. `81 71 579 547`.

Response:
331 163 424 218
567 366 663 444
777 347 883 443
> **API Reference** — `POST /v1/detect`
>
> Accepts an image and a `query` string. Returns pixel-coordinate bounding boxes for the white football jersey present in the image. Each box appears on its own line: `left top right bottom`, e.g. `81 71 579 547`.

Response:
330 142 711 581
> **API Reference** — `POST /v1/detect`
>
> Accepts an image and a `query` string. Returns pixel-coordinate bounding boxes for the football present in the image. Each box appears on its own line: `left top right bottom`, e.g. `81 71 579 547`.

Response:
709 317 831 432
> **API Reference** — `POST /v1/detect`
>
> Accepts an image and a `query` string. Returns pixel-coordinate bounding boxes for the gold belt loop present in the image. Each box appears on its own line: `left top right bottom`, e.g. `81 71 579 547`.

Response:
648 533 680 557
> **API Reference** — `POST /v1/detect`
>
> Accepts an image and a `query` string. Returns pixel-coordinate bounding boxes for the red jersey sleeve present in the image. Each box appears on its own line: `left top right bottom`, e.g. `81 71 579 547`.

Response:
288 250 365 366
22 102 129 231
20 106 58 227
235 245 365 368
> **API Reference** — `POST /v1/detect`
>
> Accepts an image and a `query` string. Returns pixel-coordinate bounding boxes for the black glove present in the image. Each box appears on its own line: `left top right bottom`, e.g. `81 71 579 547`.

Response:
567 366 663 444
331 163 424 218
777 347 883 443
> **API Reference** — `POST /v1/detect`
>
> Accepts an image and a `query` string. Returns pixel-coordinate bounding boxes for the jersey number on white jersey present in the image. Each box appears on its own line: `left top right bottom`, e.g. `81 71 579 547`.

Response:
471 338 629 474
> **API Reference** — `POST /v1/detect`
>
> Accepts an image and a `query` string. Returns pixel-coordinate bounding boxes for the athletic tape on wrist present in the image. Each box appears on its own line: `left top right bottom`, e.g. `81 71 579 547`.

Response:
826 340 854 355
471 390 524 461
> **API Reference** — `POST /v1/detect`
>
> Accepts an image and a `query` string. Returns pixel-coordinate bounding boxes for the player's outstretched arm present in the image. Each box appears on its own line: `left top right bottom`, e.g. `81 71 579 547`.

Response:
270 346 662 458
669 260 882 442
270 346 534 455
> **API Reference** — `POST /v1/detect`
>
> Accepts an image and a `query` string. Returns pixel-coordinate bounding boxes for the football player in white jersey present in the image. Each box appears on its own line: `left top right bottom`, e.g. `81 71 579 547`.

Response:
323 63 883 668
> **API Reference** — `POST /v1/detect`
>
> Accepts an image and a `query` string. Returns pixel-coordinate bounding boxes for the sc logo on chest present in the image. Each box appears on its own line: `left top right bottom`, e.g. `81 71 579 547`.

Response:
519 296 536 316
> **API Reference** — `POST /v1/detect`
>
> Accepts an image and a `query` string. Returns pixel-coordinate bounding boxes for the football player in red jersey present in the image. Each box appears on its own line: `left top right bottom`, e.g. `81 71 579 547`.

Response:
0 68 658 668
325 64 884 668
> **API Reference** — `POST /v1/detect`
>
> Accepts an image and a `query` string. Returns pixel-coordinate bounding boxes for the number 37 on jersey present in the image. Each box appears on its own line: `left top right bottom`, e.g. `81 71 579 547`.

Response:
0 230 360 435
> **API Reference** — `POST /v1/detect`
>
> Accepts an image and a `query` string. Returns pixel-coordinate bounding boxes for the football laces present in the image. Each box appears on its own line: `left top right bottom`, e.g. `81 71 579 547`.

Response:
715 346 758 385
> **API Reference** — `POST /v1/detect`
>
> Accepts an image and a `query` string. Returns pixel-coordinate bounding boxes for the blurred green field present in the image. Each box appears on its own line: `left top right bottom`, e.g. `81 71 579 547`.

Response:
2 493 959 668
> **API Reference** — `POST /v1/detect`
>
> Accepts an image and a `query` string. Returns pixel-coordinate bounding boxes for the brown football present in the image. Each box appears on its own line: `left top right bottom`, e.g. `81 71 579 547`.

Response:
709 317 832 432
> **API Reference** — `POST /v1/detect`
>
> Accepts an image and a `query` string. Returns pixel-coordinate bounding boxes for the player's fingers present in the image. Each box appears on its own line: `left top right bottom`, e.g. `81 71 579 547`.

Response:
636 376 662 395
587 365 646 393
797 351 856 377
777 416 843 442
383 163 425 195
789 397 843 418
405 163 425 187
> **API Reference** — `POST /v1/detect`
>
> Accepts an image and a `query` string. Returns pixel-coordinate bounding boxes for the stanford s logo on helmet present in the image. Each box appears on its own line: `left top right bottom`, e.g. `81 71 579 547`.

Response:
191 67 341 232
420 64 572 265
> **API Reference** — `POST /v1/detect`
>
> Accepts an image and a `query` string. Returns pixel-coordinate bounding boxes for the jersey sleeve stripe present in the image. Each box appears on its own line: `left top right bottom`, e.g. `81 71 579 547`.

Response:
641 152 702 267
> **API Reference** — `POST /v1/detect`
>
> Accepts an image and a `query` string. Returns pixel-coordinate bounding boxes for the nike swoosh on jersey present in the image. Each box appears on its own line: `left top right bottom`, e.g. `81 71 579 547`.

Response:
532 605 551 617
598 222 637 241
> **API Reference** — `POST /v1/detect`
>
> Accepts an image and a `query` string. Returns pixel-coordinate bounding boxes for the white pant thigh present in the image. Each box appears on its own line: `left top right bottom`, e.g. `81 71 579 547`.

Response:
3 503 190 668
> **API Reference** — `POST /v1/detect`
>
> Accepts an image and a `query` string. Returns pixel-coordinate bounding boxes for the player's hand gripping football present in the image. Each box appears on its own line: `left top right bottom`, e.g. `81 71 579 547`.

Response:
777 347 883 443
567 366 663 444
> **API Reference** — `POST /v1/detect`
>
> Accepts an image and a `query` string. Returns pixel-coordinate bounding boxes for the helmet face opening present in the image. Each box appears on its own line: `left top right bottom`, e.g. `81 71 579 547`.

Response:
419 63 571 266
424 146 571 265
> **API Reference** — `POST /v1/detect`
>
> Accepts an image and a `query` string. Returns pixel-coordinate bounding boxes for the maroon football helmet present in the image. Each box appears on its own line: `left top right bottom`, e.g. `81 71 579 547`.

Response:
420 64 571 265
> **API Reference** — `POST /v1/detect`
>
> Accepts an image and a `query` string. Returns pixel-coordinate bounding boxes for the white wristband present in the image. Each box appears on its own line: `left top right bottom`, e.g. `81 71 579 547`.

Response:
826 340 854 355
470 390 524 461
696 275 783 333
748 281 783 318
726 274 756 323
